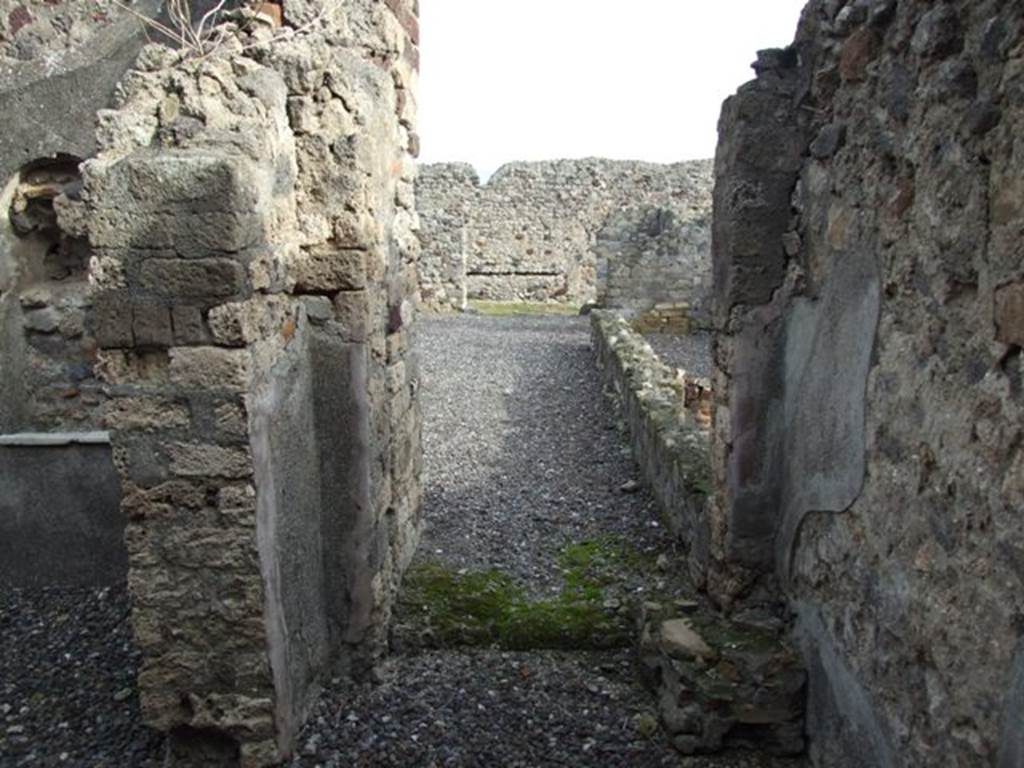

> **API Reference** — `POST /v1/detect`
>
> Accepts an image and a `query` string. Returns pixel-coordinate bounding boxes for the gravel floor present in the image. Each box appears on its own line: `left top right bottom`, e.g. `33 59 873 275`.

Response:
411 314 671 597
644 331 713 379
290 649 801 768
0 586 164 767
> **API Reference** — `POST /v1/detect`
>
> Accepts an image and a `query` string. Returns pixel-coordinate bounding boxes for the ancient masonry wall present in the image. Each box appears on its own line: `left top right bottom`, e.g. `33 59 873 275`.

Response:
595 205 712 325
0 0 181 594
415 159 713 311
711 1 1024 766
60 2 423 764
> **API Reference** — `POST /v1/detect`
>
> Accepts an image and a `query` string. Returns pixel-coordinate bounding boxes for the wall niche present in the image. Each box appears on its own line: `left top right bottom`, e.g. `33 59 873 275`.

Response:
0 155 103 433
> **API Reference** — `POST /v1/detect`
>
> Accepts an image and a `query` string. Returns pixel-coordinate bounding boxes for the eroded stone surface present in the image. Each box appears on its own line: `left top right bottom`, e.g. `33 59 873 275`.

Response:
711 1 1024 765
63 1 424 763
591 311 712 586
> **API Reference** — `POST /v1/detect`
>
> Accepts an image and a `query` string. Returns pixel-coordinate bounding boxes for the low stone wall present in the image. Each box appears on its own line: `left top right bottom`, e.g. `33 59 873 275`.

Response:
416 159 713 311
591 312 805 756
590 311 711 586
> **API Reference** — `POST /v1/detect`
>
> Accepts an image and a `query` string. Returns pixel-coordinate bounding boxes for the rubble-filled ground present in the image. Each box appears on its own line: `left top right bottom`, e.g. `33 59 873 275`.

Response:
643 330 713 379
293 315 801 767
411 314 672 594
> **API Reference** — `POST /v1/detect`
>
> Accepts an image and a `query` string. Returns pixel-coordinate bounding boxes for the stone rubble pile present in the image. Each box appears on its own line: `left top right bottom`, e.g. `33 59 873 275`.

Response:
639 603 806 756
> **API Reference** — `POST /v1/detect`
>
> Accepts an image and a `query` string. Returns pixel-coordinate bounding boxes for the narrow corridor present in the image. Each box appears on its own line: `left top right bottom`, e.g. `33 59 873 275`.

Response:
290 315 802 768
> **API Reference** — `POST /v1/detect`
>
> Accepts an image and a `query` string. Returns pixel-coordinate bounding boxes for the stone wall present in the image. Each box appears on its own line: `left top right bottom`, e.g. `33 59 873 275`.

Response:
416 158 713 310
50 2 424 764
596 205 712 324
710 1 1024 766
0 156 103 432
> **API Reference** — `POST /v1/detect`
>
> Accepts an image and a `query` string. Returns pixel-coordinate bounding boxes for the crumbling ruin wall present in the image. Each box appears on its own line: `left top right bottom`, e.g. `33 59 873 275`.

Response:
0 1 181 593
414 162 473 310
0 0 171 433
711 1 1024 766
415 158 713 309
0 0 241 182
66 2 422 764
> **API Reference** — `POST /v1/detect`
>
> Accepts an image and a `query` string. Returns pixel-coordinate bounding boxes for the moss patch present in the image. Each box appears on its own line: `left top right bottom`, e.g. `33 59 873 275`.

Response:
559 535 646 598
467 300 580 317
401 537 655 651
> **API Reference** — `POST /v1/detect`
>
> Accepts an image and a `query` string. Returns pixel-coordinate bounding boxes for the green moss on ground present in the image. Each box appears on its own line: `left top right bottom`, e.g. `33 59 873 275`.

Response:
401 536 658 651
467 300 581 317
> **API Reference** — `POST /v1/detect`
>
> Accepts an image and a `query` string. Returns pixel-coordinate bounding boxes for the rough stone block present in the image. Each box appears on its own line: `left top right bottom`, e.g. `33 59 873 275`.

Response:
639 606 806 756
132 301 174 347
88 210 266 254
171 305 207 345
101 397 190 432
169 347 252 390
292 247 367 292
23 307 60 334
138 258 247 301
168 442 253 479
995 281 1024 347
95 349 170 386
94 292 135 349
208 297 294 348
332 290 370 341
87 152 265 213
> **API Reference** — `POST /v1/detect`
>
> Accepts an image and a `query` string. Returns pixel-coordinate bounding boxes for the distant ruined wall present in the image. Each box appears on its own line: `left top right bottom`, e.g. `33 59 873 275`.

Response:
61 1 422 764
711 1 1023 766
415 158 713 310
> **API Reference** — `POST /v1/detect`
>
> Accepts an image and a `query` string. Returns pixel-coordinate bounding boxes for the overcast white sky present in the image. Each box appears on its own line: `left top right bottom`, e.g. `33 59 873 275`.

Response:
418 1 808 180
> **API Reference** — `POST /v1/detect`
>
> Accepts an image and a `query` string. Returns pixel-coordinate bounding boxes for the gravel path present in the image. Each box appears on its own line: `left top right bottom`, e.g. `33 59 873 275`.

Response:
644 331 713 379
411 314 669 596
0 586 164 767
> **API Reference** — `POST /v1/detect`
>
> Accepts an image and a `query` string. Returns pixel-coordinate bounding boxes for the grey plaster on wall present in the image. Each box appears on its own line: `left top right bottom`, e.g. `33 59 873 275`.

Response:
309 329 374 656
0 1 161 182
250 321 331 757
0 442 125 586
794 603 895 768
999 645 1024 768
777 244 880 574
723 299 786 570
